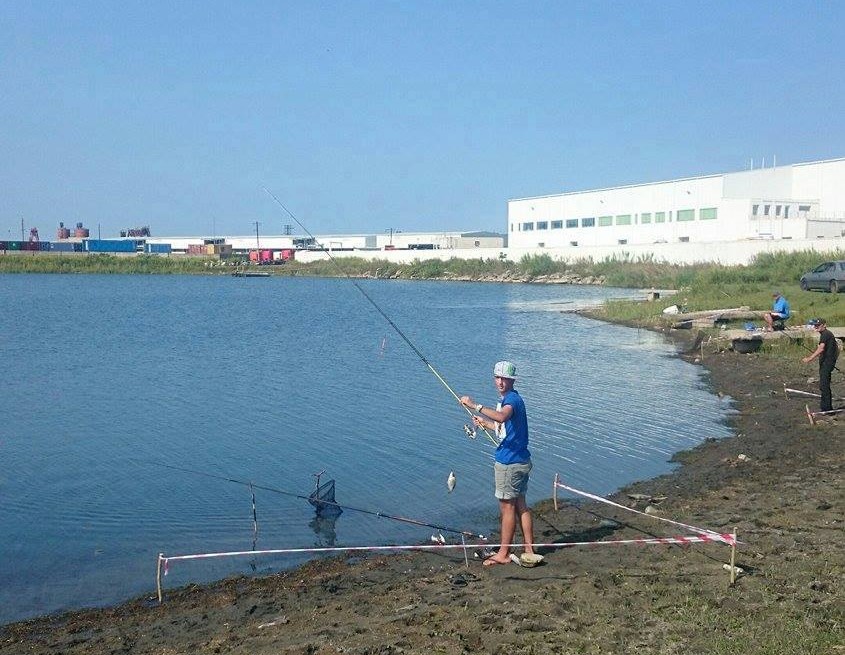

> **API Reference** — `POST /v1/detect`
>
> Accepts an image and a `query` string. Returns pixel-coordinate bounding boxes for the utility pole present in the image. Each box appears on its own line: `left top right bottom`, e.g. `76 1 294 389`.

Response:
254 221 261 250
385 227 401 245
20 217 25 241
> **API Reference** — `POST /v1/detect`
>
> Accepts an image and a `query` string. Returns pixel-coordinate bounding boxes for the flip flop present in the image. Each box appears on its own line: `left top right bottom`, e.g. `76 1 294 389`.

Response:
483 556 509 566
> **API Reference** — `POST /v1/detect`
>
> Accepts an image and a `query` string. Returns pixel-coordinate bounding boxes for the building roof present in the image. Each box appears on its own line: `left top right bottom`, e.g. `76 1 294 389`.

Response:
508 156 845 203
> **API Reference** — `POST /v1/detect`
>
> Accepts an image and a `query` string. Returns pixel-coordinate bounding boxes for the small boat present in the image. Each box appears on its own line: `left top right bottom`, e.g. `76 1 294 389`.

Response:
232 269 271 278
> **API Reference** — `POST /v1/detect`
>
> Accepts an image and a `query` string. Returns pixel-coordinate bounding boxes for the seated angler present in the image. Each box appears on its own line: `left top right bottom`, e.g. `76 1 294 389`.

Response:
763 291 790 331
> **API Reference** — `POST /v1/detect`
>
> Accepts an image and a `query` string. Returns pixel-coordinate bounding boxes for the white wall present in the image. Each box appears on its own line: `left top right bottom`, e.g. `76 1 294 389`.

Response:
794 159 845 218
295 236 844 267
508 158 845 250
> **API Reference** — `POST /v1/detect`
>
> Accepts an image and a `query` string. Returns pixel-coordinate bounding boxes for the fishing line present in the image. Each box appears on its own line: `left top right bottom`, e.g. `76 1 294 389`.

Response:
263 187 498 446
792 335 843 375
152 461 486 540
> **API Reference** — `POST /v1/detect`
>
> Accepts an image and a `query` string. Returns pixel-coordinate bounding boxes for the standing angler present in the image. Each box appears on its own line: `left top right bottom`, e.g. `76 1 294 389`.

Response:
461 361 535 566
802 318 840 412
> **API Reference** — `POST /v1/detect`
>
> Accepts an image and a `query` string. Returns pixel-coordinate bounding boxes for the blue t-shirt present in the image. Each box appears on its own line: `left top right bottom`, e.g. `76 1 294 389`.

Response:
495 389 531 465
773 296 790 318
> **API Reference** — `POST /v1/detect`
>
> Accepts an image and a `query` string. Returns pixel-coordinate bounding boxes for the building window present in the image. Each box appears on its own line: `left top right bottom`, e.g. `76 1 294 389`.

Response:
551 220 563 229
537 221 548 230
677 209 695 222
570 241 578 247
679 236 690 242
474 240 480 247
581 217 595 227
775 205 782 217
763 205 770 216
510 223 514 231
537 242 545 248
566 219 578 228
522 222 534 231
598 215 613 227
700 208 717 220
752 204 759 216
655 212 666 223
615 214 631 226
641 213 652 224
618 239 627 245
784 206 790 218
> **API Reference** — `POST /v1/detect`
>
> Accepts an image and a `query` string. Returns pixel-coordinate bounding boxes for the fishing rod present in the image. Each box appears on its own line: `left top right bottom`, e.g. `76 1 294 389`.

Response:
153 461 487 540
794 335 843 375
262 187 499 446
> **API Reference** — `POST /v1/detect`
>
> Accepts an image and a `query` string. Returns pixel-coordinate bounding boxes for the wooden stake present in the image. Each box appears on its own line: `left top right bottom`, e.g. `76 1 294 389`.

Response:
729 528 737 586
156 553 164 603
553 473 559 511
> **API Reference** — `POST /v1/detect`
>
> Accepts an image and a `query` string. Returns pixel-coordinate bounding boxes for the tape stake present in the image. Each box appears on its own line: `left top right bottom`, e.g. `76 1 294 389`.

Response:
156 554 164 603
729 527 738 586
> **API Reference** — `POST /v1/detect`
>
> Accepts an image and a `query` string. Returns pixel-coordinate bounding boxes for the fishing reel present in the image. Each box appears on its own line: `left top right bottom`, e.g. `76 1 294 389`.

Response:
462 424 477 439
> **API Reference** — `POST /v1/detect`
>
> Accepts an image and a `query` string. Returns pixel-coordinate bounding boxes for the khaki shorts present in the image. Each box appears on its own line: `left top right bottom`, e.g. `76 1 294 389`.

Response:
494 461 532 500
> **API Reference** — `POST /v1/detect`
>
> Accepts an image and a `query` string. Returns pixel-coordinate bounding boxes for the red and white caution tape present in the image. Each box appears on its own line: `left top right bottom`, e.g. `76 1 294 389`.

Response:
553 474 728 541
158 532 735 575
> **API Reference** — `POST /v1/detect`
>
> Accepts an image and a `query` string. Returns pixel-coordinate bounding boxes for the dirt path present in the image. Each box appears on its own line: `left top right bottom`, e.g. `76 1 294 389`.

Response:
2 333 842 654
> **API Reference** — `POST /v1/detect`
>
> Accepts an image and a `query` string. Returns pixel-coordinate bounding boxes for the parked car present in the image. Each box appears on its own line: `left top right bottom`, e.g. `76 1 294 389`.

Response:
800 260 845 293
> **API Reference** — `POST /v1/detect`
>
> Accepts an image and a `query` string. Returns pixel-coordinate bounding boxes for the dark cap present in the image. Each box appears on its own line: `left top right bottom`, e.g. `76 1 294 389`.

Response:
808 317 826 327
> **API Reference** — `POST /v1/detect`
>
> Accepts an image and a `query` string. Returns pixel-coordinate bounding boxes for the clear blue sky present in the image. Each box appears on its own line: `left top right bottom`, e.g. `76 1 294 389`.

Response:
2 1 844 239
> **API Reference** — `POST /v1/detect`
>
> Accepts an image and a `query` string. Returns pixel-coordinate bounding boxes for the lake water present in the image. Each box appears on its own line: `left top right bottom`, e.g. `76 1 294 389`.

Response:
0 274 733 624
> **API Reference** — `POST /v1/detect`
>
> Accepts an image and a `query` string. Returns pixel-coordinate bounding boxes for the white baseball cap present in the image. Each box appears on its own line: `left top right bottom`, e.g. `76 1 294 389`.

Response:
493 361 517 379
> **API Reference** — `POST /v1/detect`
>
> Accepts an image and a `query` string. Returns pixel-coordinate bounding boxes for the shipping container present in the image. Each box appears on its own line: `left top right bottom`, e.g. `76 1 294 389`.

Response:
8 241 21 250
0 241 6 250
248 249 274 264
50 241 77 252
145 243 172 254
273 249 295 262
39 241 51 251
84 239 137 253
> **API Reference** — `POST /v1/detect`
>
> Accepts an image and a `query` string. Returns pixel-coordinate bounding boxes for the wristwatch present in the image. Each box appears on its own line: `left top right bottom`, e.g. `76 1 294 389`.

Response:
475 403 483 412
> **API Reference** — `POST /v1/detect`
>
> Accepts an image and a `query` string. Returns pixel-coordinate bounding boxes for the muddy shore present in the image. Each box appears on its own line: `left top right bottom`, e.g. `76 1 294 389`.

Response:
2 329 842 654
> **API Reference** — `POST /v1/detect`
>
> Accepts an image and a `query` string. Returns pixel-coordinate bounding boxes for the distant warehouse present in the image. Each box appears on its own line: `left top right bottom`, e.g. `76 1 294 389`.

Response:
507 157 845 250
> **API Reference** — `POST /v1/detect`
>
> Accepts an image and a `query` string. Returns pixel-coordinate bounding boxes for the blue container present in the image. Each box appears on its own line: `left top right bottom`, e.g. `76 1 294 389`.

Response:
39 241 51 251
145 243 172 254
51 242 76 252
84 239 137 253
0 241 7 250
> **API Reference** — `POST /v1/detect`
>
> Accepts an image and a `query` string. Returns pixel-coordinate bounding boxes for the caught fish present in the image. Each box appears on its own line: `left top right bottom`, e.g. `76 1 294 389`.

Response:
447 471 456 493
463 424 477 439
430 533 446 544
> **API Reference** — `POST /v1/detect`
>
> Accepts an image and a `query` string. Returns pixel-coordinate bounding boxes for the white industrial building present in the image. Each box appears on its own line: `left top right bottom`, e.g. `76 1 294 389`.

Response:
507 158 845 250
